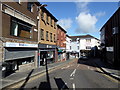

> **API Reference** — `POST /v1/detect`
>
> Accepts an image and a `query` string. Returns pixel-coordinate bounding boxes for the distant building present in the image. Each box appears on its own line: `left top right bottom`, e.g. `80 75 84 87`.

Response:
100 7 120 67
56 25 67 62
66 35 72 59
70 35 100 57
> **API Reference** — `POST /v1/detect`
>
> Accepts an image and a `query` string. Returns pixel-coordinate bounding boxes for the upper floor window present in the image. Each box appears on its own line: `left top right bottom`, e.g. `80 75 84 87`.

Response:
46 31 49 41
41 10 44 20
50 33 52 42
41 29 44 40
54 34 56 42
50 18 52 26
86 39 91 43
70 46 71 50
10 17 32 38
46 15 49 24
27 2 34 12
77 46 79 50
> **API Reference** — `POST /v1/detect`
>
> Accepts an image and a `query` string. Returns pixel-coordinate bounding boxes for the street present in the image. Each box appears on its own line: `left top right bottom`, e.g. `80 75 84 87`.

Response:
16 58 119 89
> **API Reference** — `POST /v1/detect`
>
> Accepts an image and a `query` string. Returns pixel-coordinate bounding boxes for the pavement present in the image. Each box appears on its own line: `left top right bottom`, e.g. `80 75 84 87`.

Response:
1 58 75 89
93 58 120 81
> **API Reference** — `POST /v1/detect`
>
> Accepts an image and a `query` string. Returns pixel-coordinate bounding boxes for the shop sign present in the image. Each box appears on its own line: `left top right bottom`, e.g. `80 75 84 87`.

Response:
106 47 113 52
4 42 38 48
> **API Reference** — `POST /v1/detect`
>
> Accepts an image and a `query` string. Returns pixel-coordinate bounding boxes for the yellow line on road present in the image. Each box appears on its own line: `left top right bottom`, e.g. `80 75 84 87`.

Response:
96 68 120 84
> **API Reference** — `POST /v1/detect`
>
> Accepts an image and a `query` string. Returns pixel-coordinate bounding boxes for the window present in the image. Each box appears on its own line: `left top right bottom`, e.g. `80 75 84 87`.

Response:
27 2 34 12
41 29 44 40
70 46 71 50
86 46 91 49
41 10 44 20
50 33 52 42
10 17 32 38
86 39 91 42
54 21 56 28
50 18 52 26
77 46 79 50
54 34 56 42
46 31 49 41
46 15 49 23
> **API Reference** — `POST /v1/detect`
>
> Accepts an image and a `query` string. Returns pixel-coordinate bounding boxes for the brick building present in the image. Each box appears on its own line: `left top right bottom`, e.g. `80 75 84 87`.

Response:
0 1 40 76
57 25 67 62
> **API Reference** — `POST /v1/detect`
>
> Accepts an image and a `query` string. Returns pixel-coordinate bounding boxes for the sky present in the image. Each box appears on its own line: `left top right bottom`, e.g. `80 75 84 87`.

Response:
40 1 119 39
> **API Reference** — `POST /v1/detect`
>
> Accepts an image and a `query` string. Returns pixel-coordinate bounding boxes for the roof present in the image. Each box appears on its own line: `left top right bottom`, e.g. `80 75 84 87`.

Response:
41 7 58 22
69 34 100 41
57 24 67 33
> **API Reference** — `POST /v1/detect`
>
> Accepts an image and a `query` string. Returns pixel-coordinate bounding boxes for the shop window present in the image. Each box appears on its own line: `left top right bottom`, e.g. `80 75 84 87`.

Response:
27 2 34 12
41 29 44 40
10 17 32 38
86 46 91 49
46 31 49 41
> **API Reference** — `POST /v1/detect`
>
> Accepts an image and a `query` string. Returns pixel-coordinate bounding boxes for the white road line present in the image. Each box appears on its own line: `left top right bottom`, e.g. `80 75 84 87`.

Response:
77 65 79 67
88 66 90 69
70 78 74 80
70 69 76 77
73 83 75 90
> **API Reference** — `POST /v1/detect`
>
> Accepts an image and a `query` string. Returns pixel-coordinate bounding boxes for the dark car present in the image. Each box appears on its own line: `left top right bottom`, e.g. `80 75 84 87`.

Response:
79 56 88 60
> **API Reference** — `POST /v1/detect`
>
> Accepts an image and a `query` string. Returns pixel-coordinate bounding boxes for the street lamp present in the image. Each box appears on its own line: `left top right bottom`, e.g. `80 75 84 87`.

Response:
38 4 47 68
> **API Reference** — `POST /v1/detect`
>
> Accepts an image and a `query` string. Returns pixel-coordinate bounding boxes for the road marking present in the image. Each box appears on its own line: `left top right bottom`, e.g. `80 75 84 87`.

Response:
61 65 70 69
70 69 76 77
88 66 89 69
96 68 120 84
73 83 75 90
70 78 74 80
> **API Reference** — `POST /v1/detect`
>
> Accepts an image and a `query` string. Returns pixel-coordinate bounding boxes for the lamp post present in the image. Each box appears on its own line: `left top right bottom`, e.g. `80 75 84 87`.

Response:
38 4 47 68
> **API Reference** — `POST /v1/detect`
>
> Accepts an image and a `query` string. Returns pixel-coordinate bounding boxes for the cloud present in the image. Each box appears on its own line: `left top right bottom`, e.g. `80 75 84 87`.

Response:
75 1 105 34
76 12 97 33
95 11 106 18
57 18 73 30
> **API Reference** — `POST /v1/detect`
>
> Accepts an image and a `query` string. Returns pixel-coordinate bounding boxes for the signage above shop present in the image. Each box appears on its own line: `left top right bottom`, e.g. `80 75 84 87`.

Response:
106 47 113 52
4 42 38 48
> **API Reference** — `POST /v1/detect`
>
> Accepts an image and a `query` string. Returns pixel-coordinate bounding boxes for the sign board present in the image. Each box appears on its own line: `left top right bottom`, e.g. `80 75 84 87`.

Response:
4 42 38 48
106 47 113 52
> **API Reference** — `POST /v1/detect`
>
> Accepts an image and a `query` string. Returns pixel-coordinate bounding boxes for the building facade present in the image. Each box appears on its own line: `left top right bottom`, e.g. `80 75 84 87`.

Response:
38 7 58 66
100 7 120 67
57 25 67 62
70 35 100 57
0 1 40 76
66 35 72 59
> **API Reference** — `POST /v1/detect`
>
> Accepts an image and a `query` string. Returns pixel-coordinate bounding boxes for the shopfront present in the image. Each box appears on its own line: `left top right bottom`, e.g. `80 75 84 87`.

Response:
3 42 38 74
38 44 57 66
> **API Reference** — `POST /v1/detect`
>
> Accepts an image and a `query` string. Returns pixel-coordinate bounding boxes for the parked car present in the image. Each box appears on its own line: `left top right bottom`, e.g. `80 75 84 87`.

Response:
79 56 88 60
